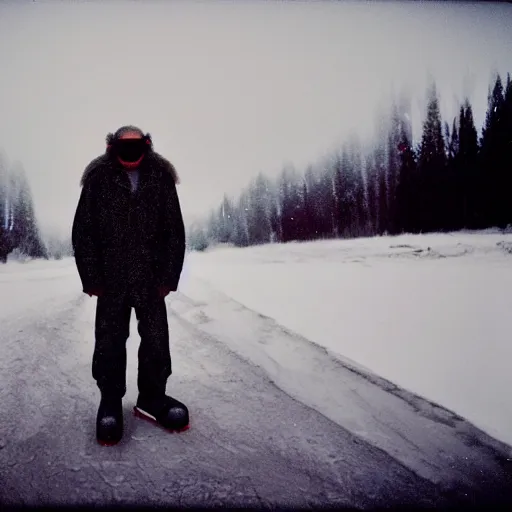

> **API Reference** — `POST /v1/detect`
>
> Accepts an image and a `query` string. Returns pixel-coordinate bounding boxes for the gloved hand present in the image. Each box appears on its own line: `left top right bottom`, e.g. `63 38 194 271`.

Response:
85 288 104 297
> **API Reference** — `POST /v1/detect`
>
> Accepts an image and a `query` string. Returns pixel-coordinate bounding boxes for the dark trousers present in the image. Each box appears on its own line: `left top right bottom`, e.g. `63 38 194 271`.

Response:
92 288 172 400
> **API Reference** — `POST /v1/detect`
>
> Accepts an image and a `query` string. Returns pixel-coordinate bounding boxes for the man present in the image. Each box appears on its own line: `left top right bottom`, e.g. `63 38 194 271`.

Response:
72 125 188 446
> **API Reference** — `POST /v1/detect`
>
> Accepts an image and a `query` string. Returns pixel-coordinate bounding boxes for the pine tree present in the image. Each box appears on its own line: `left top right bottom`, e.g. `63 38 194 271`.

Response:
315 162 337 238
444 117 459 230
365 154 379 235
338 148 353 237
480 74 506 227
395 125 418 234
278 165 303 242
187 222 209 251
9 163 46 258
458 100 480 228
418 82 446 232
301 180 314 240
374 144 388 235
354 165 367 237
330 154 342 238
387 101 402 234
304 167 321 239
246 173 273 245
206 210 220 245
502 73 512 225
233 192 250 247
347 138 366 237
0 153 10 261
392 91 416 233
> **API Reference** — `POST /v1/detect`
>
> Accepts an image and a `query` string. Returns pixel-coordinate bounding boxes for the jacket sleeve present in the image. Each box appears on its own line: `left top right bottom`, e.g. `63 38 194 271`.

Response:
71 179 103 292
156 172 186 290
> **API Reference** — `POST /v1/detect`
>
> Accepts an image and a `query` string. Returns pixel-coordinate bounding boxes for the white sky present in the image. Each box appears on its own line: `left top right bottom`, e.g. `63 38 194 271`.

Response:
0 0 511 238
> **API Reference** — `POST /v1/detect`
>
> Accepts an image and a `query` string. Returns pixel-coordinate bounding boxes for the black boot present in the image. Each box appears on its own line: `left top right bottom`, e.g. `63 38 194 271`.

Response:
134 394 189 432
96 396 123 446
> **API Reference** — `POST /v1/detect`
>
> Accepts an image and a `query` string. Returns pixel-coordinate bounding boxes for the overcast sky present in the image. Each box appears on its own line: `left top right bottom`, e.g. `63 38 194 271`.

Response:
0 0 511 238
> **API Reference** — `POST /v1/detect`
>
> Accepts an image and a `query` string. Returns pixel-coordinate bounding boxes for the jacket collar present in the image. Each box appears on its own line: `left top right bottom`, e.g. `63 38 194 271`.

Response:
109 154 158 193
81 150 178 188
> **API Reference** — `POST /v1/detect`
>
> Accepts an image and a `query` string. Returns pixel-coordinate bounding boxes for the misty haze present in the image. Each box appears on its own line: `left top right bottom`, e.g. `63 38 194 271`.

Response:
1 0 512 509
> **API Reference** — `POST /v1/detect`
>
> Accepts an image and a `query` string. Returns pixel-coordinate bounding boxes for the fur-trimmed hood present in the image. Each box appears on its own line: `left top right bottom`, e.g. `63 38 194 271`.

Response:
80 151 179 187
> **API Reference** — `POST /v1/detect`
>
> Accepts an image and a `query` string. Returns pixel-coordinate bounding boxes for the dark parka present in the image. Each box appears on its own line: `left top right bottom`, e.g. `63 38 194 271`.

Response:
72 150 185 296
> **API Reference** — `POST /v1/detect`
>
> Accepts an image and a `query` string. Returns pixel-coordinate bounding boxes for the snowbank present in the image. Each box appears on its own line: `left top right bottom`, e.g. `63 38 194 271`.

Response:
182 232 512 447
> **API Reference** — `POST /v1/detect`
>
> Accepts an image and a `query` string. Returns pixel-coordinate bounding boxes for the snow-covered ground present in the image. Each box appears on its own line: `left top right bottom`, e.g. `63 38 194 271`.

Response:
181 231 512 448
2 230 512 507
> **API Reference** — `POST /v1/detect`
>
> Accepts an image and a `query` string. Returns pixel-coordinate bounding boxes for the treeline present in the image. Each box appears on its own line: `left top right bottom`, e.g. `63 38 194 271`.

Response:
188 73 512 250
0 154 46 262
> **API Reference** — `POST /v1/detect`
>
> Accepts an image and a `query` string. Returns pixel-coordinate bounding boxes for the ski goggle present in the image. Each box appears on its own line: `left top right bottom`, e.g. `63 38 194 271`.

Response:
113 138 148 162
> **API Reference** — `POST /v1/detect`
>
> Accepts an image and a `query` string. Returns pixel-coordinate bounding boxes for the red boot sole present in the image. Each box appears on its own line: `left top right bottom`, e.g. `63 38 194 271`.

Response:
133 406 190 433
97 438 121 447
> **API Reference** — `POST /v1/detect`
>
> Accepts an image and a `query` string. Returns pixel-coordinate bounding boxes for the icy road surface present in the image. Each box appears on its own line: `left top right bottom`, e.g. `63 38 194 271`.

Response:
0 252 511 508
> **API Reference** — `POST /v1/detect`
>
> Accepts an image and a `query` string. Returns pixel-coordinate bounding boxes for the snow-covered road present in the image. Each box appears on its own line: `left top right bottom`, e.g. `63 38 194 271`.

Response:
0 250 511 508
